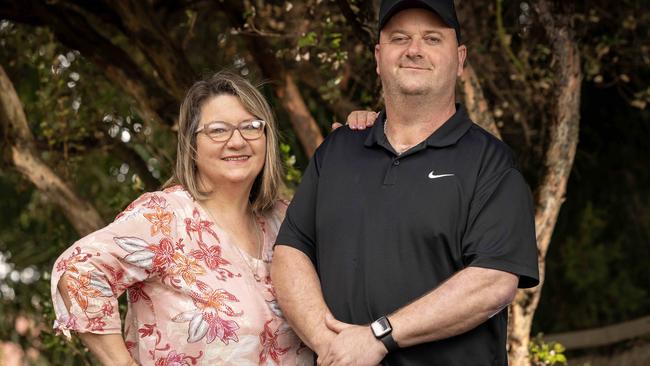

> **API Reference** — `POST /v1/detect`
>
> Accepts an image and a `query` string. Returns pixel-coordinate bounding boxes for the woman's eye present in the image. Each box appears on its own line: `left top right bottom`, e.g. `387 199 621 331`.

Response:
208 127 228 134
244 121 264 130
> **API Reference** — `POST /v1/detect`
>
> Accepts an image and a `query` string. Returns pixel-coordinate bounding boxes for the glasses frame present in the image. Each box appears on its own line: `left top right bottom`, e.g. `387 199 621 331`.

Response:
195 119 266 143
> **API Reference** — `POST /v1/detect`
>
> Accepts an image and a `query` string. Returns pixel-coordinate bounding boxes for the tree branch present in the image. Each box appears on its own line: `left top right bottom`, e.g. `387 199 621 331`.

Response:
106 0 196 99
221 0 324 157
0 65 104 236
0 0 179 126
336 0 376 49
508 0 582 364
459 62 501 139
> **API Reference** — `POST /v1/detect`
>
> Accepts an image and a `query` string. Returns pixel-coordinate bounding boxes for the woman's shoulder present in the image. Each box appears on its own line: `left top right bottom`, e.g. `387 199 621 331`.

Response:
114 185 193 222
262 199 290 225
273 198 290 216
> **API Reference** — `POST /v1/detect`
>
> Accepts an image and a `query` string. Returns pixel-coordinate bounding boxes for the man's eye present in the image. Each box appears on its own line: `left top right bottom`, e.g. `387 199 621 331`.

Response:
391 36 409 44
425 36 441 44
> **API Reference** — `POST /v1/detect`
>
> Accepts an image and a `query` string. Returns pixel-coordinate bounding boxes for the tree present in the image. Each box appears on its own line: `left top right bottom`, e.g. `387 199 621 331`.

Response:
1 0 648 364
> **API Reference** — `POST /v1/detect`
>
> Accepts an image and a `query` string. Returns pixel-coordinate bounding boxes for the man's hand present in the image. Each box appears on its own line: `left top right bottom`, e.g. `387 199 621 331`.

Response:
312 324 338 360
318 314 387 366
331 110 379 131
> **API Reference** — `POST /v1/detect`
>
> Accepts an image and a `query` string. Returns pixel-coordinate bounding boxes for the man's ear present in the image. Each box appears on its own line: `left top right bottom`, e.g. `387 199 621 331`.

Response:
375 43 381 76
457 44 467 77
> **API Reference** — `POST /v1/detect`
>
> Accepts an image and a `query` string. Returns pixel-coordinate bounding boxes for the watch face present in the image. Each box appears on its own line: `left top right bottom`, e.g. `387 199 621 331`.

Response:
371 317 392 338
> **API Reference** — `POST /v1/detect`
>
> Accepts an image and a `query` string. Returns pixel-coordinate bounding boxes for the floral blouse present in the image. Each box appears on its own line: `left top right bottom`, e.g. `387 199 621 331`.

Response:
51 186 313 365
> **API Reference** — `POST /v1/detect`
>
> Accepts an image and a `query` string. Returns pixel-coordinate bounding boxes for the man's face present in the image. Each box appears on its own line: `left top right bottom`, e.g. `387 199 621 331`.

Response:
375 8 466 97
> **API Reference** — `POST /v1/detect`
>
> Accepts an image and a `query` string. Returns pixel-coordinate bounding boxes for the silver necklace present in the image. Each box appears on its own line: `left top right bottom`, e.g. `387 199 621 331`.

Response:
203 205 264 282
385 118 418 155
232 211 263 282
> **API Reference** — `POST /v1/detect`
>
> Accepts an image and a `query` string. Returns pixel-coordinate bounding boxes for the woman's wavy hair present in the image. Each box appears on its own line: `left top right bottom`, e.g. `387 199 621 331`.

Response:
163 70 284 214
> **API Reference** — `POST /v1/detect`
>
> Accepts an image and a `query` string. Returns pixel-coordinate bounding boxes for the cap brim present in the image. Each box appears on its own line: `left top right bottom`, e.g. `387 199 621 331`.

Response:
379 0 460 42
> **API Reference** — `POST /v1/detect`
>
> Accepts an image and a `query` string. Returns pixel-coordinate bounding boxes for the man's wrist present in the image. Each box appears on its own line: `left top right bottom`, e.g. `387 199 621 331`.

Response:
312 329 336 356
368 326 390 357
370 315 400 353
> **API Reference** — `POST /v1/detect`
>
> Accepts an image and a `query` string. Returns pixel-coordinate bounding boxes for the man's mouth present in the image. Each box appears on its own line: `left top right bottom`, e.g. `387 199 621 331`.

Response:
400 66 430 70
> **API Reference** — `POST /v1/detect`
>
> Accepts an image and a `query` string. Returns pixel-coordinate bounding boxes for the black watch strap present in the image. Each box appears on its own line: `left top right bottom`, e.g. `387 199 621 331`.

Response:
379 332 400 353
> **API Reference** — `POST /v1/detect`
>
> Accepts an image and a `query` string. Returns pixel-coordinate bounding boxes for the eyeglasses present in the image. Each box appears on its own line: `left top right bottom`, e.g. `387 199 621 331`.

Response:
196 119 266 142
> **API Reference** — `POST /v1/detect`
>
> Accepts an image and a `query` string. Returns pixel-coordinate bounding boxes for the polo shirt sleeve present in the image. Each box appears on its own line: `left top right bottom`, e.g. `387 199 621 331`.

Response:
461 168 540 288
275 155 320 264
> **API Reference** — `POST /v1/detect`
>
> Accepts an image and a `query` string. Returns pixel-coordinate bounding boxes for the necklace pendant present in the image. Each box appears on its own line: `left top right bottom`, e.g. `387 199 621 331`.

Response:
253 273 262 282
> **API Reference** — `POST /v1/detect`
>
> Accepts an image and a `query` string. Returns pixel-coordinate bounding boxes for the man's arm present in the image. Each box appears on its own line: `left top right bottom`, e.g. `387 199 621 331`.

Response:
388 266 517 346
271 245 337 356
322 266 517 365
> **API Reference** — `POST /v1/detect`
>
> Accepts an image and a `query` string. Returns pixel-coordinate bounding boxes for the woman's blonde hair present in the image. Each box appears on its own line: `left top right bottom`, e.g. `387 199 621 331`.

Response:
163 70 284 214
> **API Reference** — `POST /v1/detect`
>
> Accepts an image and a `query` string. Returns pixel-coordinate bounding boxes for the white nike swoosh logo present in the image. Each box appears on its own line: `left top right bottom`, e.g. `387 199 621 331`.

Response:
428 171 454 179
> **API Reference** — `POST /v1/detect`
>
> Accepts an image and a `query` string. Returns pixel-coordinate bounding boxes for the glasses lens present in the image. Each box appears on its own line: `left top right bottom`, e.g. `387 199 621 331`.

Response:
205 122 231 141
240 120 265 139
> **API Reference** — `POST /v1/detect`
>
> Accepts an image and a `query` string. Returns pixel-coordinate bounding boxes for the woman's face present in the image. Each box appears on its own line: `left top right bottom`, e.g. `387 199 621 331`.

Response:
194 94 267 191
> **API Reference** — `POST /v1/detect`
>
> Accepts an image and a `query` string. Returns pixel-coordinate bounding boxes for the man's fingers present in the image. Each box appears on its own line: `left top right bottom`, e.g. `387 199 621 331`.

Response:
319 345 334 366
331 122 344 131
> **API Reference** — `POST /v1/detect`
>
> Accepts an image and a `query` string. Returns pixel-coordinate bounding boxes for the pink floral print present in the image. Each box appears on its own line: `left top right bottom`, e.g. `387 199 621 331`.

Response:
51 186 312 365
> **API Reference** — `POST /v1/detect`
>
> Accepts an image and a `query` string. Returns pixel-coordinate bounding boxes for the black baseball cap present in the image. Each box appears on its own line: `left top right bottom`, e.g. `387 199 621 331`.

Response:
378 0 462 44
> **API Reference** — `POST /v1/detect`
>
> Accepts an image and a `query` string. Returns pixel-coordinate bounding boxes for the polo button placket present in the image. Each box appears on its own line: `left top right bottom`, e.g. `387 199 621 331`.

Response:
383 157 400 186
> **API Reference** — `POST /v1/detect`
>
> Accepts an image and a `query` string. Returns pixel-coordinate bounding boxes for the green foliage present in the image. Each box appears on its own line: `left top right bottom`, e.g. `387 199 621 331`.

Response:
0 22 169 364
529 335 567 366
280 142 302 190
1 0 649 364
535 80 650 335
573 4 650 109
298 31 318 48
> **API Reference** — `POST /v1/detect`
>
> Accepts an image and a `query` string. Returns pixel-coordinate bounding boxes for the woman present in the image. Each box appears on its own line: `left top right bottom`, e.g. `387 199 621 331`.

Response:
51 71 374 365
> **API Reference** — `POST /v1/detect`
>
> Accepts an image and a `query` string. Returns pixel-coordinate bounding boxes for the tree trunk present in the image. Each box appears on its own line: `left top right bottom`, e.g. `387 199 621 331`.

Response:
508 1 582 365
275 73 324 157
0 1 179 126
459 62 502 139
107 0 195 100
221 0 325 157
0 65 104 236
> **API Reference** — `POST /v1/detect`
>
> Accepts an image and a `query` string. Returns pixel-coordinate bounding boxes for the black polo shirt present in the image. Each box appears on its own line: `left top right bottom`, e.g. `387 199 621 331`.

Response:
276 105 539 366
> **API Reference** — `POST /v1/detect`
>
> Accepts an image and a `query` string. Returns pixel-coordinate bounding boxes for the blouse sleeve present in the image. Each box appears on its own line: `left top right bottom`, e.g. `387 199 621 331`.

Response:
51 191 179 337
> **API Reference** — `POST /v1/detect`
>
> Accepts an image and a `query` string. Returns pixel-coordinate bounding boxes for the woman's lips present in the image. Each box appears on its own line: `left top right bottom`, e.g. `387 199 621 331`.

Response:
222 155 250 161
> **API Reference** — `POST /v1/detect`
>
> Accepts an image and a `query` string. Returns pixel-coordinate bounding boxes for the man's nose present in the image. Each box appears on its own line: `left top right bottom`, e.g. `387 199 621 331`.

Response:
405 37 424 57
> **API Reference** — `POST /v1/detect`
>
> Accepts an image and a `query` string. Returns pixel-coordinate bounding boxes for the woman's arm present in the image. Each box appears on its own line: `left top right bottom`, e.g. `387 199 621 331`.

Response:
58 275 137 366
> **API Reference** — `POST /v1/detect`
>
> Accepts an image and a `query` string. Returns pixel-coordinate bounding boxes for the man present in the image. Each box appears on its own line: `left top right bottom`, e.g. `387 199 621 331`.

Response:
272 0 540 365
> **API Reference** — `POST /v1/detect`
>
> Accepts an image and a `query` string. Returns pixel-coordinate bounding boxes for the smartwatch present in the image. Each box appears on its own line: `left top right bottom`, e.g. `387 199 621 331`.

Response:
370 316 399 353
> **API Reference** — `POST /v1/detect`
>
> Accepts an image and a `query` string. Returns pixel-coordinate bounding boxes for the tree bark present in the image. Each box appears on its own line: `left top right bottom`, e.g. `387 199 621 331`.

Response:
221 0 324 157
0 65 104 236
0 0 179 126
275 73 324 157
508 1 582 365
106 0 195 100
459 62 502 140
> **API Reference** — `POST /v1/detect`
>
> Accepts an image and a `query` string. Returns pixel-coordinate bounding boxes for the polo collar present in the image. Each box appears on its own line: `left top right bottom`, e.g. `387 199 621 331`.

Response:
364 104 473 149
